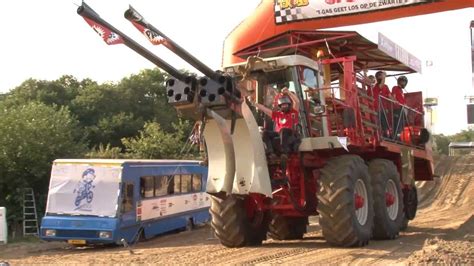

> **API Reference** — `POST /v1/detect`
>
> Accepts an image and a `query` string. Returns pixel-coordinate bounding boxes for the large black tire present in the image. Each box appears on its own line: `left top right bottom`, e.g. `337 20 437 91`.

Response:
268 214 307 240
369 159 404 240
210 195 269 247
400 186 418 231
318 155 374 247
400 216 409 231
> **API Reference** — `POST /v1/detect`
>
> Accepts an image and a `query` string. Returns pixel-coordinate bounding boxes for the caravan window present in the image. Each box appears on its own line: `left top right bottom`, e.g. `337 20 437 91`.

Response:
141 176 154 198
181 175 192 193
192 174 202 191
140 175 173 197
121 183 134 213
139 174 200 197
153 176 169 197
173 175 181 193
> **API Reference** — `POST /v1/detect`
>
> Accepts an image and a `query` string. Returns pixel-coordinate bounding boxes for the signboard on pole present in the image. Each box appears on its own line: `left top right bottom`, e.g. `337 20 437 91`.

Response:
471 21 473 91
378 33 422 73
274 0 428 24
0 207 7 244
468 104 474 125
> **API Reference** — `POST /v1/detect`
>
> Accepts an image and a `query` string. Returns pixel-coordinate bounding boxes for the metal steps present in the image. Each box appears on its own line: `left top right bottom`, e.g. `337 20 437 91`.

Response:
23 188 39 236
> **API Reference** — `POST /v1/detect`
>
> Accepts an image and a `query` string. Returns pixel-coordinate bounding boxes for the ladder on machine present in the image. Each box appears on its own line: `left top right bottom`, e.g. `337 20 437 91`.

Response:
23 188 39 236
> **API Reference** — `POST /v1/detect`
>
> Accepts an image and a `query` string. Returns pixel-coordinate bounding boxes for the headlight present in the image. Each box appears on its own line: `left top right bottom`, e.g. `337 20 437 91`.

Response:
99 231 112 239
313 104 326 114
44 229 56 237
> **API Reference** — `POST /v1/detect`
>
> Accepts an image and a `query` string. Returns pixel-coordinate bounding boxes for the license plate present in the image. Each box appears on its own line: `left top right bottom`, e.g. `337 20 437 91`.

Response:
68 239 86 245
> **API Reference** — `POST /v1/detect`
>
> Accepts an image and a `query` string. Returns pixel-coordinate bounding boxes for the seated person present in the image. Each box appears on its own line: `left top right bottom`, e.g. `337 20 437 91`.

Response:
306 89 324 136
248 87 300 177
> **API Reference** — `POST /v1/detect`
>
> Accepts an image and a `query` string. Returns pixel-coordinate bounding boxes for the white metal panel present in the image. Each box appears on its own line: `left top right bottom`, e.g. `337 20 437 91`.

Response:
45 164 121 217
204 113 236 195
0 207 7 244
231 102 272 197
299 136 349 151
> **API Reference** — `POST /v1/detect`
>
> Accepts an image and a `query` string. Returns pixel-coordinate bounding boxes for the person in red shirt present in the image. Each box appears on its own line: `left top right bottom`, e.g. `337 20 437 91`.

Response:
248 86 300 178
391 75 407 105
368 71 391 110
368 71 391 137
391 76 408 137
365 74 376 94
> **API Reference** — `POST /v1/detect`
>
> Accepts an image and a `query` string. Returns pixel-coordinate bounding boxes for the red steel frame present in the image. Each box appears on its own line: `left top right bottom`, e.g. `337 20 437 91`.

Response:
244 32 433 217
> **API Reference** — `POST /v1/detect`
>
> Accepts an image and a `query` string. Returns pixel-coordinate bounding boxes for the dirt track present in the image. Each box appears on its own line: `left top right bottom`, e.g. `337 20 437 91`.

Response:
1 155 473 265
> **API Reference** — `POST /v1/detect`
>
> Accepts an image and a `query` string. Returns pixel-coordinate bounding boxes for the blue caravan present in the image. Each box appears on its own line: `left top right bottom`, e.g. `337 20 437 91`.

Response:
40 159 209 245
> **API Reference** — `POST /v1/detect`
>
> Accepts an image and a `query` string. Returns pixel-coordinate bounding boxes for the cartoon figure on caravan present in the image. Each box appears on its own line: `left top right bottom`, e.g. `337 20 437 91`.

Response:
40 159 209 245
73 168 96 207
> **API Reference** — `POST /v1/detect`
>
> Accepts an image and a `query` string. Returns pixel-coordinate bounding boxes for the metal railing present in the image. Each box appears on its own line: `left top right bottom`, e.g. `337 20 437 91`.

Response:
378 95 424 146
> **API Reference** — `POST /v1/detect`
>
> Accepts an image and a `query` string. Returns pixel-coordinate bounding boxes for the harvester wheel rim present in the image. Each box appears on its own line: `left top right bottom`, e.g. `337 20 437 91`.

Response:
354 179 368 226
386 179 399 221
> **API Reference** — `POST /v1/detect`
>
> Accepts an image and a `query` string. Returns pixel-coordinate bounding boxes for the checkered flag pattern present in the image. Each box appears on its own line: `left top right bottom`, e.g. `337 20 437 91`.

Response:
274 5 304 24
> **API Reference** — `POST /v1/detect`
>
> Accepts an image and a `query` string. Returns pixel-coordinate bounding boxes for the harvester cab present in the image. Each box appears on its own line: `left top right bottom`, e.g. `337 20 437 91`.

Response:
78 3 433 249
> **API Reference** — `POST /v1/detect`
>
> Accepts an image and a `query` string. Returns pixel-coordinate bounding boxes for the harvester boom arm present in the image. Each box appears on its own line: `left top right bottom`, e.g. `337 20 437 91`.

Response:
77 2 186 82
77 2 272 199
124 5 222 82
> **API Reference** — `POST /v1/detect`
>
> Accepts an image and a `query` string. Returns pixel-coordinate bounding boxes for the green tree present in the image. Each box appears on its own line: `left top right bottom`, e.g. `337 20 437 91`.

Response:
70 68 177 148
433 134 451 155
451 129 474 142
0 102 86 228
122 120 197 159
86 143 123 159
2 69 178 150
1 75 93 108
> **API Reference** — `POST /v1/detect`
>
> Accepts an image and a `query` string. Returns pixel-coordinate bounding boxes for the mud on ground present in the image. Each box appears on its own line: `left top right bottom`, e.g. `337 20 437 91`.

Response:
1 155 473 265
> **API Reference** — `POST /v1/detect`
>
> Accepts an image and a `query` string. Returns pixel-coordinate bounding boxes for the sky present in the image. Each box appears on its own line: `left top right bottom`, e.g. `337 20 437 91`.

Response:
0 1 472 135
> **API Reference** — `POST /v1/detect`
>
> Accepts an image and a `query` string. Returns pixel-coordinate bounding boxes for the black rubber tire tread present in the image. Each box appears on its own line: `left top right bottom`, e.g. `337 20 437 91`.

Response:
210 195 268 247
400 186 418 231
404 186 418 220
268 214 308 240
400 216 409 231
317 155 374 247
369 159 404 240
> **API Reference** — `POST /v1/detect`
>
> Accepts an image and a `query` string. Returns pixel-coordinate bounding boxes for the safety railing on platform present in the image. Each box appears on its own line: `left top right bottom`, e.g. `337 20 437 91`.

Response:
304 87 427 149
378 95 426 148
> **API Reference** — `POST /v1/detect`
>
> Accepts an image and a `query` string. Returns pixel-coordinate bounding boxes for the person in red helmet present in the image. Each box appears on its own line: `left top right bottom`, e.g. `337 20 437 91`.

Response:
248 86 300 178
368 71 391 110
368 71 391 137
392 75 407 105
392 76 408 137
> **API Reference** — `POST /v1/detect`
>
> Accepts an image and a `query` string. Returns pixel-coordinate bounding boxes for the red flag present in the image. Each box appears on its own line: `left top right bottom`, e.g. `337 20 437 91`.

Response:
83 17 124 45
130 20 166 45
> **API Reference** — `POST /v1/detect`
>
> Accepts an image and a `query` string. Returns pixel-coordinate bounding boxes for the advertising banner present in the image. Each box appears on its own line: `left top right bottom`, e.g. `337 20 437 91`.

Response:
45 163 121 217
274 0 428 24
471 21 473 91
378 33 422 73
468 21 473 126
140 192 210 221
